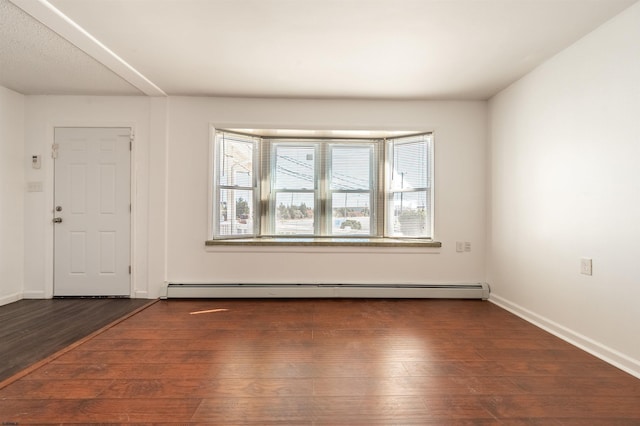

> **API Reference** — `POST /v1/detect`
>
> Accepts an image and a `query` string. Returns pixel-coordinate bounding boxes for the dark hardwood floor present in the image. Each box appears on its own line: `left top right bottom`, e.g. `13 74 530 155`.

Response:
0 298 639 424
0 298 151 383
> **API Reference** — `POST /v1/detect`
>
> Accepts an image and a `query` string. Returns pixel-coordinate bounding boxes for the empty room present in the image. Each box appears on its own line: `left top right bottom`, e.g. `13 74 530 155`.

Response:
1 0 639 423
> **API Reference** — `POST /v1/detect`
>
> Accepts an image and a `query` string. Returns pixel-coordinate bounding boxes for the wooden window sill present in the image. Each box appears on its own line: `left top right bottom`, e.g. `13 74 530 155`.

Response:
205 237 442 248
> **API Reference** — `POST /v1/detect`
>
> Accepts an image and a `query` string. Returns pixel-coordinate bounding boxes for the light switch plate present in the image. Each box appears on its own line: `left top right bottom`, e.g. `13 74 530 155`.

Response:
27 181 43 192
580 258 592 275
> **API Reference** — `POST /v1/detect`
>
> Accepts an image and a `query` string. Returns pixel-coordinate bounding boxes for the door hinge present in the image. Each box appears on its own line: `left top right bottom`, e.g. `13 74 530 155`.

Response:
51 144 59 159
130 130 135 150
129 265 132 275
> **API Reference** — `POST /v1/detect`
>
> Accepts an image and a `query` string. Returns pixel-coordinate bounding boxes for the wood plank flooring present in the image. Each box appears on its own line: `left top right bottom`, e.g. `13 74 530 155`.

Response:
1 298 639 424
0 298 151 383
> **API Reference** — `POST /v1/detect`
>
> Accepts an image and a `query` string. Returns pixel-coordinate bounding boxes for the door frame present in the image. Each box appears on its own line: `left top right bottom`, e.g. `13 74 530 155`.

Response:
44 123 137 299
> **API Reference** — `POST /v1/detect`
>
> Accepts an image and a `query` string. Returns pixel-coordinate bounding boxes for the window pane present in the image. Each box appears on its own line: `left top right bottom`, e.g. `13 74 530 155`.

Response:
391 140 429 190
219 136 253 187
218 189 254 236
390 191 430 237
331 192 371 235
274 146 315 190
330 146 371 190
274 192 315 235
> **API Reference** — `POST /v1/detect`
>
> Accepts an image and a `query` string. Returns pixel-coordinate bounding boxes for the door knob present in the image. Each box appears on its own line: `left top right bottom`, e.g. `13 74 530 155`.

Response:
53 217 63 223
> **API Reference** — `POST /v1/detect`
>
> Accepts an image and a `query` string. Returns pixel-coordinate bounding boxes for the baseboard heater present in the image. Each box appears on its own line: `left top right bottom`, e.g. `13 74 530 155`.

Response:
165 283 490 300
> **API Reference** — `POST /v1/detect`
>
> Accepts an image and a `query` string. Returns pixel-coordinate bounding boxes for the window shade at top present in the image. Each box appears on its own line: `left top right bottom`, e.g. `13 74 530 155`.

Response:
330 145 372 191
390 135 431 191
273 145 316 190
218 133 255 188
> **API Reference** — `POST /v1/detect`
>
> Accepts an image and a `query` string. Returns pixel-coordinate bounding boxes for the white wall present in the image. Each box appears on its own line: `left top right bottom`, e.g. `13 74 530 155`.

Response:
22 96 160 298
488 1 640 377
0 86 25 305
166 97 487 286
19 95 486 299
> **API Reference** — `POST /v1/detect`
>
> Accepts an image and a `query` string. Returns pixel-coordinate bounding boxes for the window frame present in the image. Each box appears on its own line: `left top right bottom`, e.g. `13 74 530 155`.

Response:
210 128 434 242
266 139 322 236
327 142 379 237
385 133 434 238
211 131 260 239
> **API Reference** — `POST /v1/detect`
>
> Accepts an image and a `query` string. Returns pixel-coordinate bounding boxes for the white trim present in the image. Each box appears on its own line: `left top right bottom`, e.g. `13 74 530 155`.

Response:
22 291 46 299
44 123 55 299
9 0 166 97
0 292 22 306
489 293 640 380
133 290 148 299
207 126 216 240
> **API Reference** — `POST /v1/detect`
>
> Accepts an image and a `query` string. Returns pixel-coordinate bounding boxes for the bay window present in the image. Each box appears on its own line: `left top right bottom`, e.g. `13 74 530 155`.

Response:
211 129 433 241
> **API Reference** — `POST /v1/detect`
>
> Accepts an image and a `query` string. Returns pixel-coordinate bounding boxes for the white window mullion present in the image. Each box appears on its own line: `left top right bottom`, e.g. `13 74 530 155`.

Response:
259 138 270 235
318 144 328 236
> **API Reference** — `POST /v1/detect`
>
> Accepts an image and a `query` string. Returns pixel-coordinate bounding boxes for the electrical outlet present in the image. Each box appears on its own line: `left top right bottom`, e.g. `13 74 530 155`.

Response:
464 242 471 252
580 258 592 275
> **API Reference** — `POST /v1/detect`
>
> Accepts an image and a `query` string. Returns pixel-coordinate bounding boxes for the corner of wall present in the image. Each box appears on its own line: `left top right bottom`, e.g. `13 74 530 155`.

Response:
490 293 640 379
0 86 25 304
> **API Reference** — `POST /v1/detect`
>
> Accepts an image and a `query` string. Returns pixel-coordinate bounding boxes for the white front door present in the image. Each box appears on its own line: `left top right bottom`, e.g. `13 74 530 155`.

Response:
53 127 131 296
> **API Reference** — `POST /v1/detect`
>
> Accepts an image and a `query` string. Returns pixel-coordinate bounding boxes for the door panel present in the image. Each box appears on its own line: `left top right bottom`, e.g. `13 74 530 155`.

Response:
54 127 131 296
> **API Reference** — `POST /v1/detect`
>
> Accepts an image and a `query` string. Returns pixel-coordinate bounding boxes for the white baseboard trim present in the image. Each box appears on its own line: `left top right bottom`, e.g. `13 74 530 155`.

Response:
0 292 22 306
489 293 640 379
22 291 47 299
133 290 149 299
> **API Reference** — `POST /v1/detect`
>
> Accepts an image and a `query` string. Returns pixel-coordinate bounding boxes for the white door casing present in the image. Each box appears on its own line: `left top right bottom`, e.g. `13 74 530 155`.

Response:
53 127 131 296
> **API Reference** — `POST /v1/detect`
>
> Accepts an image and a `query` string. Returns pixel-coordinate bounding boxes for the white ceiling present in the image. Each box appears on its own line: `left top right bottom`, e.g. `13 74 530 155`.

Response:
1 0 637 100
